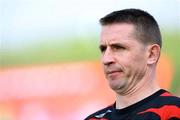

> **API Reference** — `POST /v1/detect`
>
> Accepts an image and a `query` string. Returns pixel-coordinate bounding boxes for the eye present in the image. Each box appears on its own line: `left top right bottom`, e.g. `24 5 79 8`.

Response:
99 46 106 53
112 45 125 51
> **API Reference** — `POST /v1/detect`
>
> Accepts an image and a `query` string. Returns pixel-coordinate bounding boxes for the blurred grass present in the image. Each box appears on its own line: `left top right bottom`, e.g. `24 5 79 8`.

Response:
0 36 100 68
0 30 180 95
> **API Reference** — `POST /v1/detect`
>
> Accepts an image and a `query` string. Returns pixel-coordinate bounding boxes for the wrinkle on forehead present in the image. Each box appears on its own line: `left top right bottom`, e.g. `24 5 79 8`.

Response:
100 23 137 46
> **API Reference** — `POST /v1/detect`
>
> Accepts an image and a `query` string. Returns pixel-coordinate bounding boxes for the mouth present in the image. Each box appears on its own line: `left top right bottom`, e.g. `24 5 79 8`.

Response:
104 66 124 79
106 70 123 76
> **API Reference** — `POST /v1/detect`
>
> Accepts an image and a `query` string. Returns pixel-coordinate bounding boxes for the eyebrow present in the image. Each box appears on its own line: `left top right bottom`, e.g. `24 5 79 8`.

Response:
99 43 125 48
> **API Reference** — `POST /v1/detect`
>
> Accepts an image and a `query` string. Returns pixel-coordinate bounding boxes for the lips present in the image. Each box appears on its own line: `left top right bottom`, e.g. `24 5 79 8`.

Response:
105 70 123 80
104 66 124 77
106 70 121 74
106 69 123 76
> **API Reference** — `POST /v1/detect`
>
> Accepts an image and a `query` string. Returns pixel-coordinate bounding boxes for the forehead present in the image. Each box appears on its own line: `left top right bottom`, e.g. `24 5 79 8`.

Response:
100 23 137 44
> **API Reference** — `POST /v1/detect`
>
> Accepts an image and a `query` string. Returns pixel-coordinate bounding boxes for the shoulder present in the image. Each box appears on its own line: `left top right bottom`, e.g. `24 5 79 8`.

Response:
158 90 180 105
139 90 180 119
85 104 114 120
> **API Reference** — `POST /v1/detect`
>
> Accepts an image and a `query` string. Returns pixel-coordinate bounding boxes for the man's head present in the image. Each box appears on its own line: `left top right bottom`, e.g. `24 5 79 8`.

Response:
99 9 162 95
100 8 162 49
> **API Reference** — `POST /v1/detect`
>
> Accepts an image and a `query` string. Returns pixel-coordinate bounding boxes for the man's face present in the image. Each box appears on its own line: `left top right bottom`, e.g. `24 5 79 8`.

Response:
100 23 148 94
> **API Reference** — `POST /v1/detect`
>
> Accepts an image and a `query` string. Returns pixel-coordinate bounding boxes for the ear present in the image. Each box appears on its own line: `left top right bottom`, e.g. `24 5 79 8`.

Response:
147 44 161 65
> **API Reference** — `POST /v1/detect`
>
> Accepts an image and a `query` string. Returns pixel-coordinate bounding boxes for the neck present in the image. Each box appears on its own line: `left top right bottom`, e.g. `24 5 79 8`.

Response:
115 70 160 109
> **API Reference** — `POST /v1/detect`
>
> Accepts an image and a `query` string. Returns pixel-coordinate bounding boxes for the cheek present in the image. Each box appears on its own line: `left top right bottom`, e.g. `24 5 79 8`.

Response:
130 54 147 74
131 51 147 62
121 53 146 70
115 50 147 67
133 55 146 68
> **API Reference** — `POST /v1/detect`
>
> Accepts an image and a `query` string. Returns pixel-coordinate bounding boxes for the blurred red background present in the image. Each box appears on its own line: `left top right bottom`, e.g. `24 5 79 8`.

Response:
0 54 173 120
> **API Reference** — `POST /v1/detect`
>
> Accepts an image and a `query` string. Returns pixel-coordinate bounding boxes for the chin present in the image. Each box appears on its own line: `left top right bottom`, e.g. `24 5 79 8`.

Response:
109 80 124 90
108 79 126 91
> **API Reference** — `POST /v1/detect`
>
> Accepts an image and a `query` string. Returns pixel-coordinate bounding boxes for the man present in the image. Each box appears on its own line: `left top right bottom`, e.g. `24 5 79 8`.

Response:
85 9 180 120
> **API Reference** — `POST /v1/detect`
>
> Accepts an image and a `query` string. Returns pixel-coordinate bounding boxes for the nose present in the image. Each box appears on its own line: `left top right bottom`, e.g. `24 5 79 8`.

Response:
102 47 115 66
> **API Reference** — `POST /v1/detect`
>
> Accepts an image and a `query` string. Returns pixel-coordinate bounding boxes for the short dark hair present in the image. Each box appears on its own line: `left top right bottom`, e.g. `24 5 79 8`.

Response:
100 8 162 48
